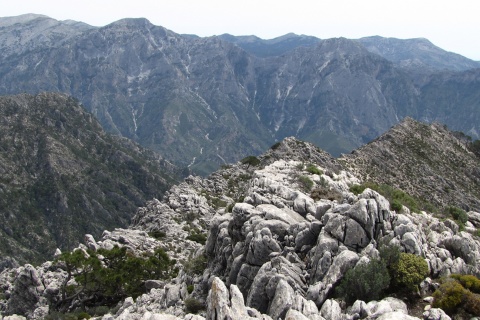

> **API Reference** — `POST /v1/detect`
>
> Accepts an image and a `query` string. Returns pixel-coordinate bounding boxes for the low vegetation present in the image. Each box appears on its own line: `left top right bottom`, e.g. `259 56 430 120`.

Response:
55 246 176 312
349 182 436 213
297 175 314 192
433 274 480 316
336 244 429 304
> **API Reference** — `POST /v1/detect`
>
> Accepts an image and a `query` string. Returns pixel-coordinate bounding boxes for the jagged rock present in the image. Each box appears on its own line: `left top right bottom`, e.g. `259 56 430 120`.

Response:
245 228 282 266
319 299 342 320
468 211 480 227
422 308 452 320
3 315 27 320
440 233 480 267
309 250 359 307
146 280 165 290
375 312 420 320
284 309 311 320
268 279 295 320
246 256 306 315
5 265 46 318
206 277 231 320
363 297 408 318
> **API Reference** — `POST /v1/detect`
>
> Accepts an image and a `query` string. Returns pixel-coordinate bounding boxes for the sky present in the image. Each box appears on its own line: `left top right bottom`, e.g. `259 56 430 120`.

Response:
1 0 479 60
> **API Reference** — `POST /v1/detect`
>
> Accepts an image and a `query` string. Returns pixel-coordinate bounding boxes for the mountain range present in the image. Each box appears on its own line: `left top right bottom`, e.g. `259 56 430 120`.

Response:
1 14 480 175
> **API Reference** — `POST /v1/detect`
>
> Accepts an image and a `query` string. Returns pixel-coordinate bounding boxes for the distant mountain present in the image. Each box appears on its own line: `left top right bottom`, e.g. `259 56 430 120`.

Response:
0 13 93 59
217 33 320 57
341 117 480 212
0 93 177 265
1 15 480 175
358 36 480 72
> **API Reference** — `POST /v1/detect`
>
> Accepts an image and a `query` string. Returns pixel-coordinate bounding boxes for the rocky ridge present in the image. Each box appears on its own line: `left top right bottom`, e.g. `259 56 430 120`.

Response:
341 117 480 212
1 137 479 319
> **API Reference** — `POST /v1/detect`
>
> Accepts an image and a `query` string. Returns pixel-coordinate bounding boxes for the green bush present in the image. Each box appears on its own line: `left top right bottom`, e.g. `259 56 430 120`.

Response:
450 274 480 293
55 246 176 310
184 254 207 275
306 164 323 175
148 230 166 239
270 142 281 150
186 232 207 245
349 184 366 195
187 284 194 294
297 175 314 192
184 297 205 314
433 279 467 313
336 259 390 304
240 155 260 168
390 199 403 211
433 274 480 316
446 206 468 224
464 292 480 315
391 253 429 293
379 243 402 268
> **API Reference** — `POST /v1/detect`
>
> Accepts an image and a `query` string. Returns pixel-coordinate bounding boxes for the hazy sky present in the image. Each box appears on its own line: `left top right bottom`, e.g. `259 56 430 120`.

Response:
2 0 479 60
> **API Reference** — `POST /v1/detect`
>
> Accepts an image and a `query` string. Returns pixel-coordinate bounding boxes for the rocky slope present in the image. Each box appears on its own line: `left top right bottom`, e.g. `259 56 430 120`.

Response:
341 117 480 213
1 15 480 174
1 137 479 320
0 93 178 266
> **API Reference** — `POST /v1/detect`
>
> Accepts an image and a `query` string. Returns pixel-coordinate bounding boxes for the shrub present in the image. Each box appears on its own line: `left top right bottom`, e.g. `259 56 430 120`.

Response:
186 232 207 245
336 259 390 304
184 297 205 314
187 284 194 294
379 243 402 268
311 187 342 202
55 246 176 310
297 175 314 192
391 253 429 293
306 164 323 175
349 184 366 195
450 274 480 293
446 206 468 224
432 279 467 313
464 292 480 315
148 230 166 239
433 274 480 316
240 155 260 168
184 254 207 275
270 142 281 150
390 199 403 211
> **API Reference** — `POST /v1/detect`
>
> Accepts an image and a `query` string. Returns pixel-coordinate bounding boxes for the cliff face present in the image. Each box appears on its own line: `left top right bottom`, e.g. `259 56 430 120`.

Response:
1 16 480 174
0 93 177 265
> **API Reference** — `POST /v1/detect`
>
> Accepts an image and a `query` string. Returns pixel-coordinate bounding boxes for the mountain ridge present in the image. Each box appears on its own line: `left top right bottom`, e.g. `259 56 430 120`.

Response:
1 15 480 175
0 92 178 265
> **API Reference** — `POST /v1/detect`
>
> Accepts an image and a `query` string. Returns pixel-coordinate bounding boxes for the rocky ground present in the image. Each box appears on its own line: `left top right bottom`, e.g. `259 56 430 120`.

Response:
1 137 480 320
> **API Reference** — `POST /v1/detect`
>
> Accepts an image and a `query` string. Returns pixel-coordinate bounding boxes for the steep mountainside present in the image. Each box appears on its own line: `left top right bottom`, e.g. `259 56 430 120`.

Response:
0 93 177 265
358 36 480 72
1 15 480 175
341 117 480 212
1 137 479 319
